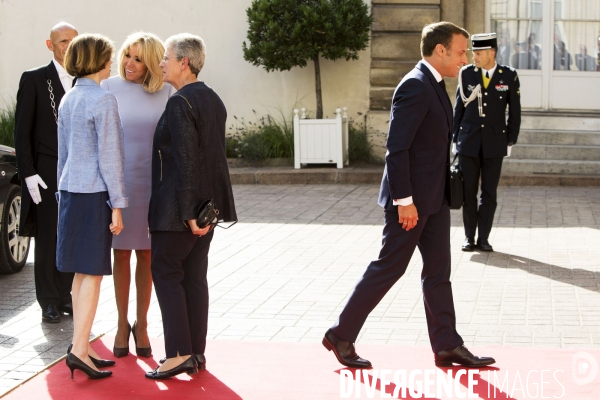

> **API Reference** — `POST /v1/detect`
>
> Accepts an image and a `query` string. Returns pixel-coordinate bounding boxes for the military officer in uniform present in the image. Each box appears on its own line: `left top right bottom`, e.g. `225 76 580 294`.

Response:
452 33 521 252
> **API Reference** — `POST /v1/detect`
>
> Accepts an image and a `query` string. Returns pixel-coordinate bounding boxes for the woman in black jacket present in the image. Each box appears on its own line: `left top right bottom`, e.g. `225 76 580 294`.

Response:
145 33 237 379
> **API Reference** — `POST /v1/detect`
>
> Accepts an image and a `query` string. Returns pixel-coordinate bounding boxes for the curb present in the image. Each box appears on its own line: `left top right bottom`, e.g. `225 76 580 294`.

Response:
229 166 600 186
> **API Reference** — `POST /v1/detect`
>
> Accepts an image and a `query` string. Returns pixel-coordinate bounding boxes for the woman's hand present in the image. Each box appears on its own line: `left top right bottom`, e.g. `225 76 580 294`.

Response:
110 208 124 235
187 219 211 236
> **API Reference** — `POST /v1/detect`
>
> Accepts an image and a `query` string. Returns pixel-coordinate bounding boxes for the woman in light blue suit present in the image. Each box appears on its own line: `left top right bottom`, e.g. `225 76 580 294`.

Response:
57 33 127 380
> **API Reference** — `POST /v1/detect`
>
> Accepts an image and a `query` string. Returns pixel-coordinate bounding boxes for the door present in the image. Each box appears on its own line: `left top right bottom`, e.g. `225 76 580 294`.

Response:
488 0 600 111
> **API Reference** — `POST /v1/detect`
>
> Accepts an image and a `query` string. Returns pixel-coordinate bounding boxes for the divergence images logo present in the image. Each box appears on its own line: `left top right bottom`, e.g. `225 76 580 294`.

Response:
572 351 598 386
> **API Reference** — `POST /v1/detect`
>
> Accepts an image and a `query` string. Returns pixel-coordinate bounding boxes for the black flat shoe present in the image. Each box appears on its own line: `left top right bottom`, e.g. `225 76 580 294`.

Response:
58 303 73 315
477 239 494 252
66 353 112 380
145 356 198 379
113 323 131 358
322 329 372 369
159 354 205 370
67 344 115 368
132 321 152 358
461 237 475 252
42 304 60 323
434 345 495 367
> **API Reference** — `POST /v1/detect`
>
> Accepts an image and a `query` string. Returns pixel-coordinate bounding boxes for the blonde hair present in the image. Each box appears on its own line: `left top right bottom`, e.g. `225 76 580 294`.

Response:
165 33 206 76
64 33 114 77
118 32 165 93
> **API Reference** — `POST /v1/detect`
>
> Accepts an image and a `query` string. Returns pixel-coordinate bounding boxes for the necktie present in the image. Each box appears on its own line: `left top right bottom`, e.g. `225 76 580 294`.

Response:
482 70 491 89
438 79 451 105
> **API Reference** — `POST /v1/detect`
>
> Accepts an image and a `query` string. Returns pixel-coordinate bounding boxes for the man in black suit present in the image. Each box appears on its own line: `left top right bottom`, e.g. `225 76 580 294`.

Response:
575 45 596 71
323 22 495 369
14 22 78 323
453 33 521 253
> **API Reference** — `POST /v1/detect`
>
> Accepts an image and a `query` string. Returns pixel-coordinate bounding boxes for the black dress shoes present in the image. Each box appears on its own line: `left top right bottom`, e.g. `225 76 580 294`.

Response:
159 354 206 370
66 353 112 380
132 321 152 358
113 323 131 358
42 304 60 323
58 303 73 315
477 239 494 252
67 344 115 368
461 237 475 252
434 345 495 367
145 356 198 379
322 329 372 369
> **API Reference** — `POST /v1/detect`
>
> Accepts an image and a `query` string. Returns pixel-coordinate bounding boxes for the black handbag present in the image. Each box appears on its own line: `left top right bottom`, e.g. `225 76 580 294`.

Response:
196 199 219 229
449 154 464 210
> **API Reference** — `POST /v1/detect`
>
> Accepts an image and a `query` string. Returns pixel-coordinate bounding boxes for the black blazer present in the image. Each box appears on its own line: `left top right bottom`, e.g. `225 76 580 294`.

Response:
14 61 65 236
452 64 521 158
149 82 237 232
378 61 452 217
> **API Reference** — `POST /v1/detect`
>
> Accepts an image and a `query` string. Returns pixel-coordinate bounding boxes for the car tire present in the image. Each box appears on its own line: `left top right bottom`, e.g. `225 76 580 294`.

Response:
0 184 30 274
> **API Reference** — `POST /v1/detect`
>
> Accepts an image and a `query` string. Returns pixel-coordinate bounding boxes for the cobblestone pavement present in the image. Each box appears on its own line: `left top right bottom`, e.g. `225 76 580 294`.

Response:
1 185 599 395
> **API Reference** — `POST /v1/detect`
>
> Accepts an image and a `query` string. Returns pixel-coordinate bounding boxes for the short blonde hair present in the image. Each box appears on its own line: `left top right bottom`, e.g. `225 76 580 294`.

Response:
165 33 206 76
64 33 114 77
118 32 165 93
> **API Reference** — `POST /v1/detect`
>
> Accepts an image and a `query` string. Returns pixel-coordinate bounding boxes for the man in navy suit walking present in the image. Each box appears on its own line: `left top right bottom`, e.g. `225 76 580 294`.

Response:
323 22 495 368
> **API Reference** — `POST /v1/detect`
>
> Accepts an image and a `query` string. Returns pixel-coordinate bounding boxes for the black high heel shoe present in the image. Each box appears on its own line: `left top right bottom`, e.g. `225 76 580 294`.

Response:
145 356 198 379
132 321 152 358
67 344 115 368
66 353 112 380
113 323 131 358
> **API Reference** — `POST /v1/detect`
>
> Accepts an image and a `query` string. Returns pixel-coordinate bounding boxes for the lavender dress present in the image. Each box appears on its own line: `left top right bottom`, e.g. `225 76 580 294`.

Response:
101 76 175 250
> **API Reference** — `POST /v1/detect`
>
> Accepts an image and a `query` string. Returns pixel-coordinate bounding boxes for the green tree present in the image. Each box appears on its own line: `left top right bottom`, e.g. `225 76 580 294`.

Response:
243 0 372 119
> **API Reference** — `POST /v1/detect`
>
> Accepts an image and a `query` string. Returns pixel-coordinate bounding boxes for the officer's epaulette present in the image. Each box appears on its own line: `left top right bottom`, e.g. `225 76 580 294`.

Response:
498 64 516 73
459 64 475 75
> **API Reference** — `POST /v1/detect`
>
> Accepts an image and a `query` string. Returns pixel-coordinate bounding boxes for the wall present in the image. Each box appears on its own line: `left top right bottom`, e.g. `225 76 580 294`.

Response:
0 0 371 128
367 0 485 160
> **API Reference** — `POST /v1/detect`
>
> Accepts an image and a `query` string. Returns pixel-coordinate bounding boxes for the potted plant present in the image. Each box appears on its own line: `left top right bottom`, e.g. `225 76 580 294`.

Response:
243 0 372 168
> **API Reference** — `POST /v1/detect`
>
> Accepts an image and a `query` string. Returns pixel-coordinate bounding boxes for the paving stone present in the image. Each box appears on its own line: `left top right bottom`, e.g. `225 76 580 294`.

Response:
0 185 599 396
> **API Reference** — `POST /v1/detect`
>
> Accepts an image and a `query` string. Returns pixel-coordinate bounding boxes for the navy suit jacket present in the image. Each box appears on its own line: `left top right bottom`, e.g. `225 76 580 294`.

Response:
378 61 452 216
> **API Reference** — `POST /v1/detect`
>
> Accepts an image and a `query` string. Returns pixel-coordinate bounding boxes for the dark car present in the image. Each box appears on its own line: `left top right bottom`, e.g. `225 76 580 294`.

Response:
0 144 30 273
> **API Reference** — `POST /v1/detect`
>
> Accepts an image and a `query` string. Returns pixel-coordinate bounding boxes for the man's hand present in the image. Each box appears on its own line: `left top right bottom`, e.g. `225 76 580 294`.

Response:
452 143 457 155
24 174 47 204
187 219 212 237
506 145 512 157
398 203 418 231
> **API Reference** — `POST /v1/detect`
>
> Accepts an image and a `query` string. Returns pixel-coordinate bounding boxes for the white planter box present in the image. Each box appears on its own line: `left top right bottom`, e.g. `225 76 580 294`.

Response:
293 107 349 169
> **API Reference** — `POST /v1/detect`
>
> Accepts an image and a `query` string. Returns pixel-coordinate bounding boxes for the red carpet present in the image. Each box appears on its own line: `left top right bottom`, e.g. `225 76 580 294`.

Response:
4 336 599 399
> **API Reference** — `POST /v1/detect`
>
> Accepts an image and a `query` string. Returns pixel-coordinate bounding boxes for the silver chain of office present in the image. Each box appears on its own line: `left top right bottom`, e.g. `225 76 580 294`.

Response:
47 79 58 125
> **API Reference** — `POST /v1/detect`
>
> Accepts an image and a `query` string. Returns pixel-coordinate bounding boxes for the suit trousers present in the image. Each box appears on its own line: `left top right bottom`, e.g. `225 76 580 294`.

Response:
458 154 504 241
331 203 463 353
151 229 214 358
34 153 73 309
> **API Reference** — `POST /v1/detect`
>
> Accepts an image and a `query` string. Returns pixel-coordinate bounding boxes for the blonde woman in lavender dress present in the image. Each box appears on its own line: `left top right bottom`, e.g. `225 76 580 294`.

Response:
101 32 175 358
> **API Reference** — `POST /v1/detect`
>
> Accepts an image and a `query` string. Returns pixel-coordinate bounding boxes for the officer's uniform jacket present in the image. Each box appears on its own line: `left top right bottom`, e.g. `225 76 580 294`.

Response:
452 64 521 158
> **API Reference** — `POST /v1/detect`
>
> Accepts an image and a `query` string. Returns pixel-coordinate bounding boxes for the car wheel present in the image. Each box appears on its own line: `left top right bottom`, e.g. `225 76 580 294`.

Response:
0 184 30 274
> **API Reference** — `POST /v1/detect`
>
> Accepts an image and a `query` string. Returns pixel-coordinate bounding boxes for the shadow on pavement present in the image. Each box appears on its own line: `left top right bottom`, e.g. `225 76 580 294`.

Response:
469 251 599 293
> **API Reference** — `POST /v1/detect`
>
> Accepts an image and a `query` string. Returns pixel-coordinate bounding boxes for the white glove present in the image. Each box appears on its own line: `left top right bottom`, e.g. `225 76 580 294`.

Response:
25 174 47 204
452 143 457 155
506 145 512 158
